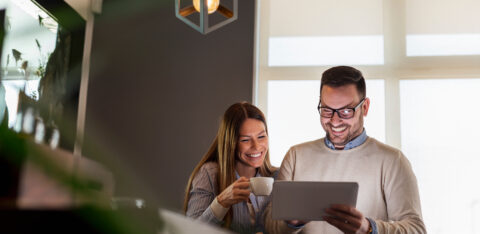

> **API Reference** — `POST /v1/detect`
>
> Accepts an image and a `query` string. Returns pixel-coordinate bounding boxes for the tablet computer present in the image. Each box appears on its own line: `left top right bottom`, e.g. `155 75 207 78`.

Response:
272 181 358 221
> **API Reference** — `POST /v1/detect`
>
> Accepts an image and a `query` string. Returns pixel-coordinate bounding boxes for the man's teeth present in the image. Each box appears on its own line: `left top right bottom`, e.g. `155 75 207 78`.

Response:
247 153 262 158
332 126 346 132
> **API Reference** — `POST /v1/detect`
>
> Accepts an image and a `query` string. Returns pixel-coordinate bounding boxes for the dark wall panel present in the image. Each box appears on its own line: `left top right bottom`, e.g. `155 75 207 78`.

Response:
83 0 255 210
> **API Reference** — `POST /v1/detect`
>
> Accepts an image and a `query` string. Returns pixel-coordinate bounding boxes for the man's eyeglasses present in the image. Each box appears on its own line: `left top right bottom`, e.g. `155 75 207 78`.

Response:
317 98 365 119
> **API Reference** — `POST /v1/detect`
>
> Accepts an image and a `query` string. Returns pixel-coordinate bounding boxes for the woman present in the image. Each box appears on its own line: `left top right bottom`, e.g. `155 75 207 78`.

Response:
183 102 277 233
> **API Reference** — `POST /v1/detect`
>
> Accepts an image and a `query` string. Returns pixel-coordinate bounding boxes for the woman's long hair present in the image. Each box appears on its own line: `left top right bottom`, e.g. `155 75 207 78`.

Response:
183 102 277 227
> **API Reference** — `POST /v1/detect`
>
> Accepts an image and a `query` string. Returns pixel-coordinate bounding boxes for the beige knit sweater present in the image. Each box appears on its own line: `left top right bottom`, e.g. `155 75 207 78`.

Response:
264 137 426 234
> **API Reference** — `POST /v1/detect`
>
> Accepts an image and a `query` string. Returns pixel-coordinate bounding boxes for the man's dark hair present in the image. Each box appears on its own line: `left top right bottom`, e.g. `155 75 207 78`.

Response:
320 66 366 99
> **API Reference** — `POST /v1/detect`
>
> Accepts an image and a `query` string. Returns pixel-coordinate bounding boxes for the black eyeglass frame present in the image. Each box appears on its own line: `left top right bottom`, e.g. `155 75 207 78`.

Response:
317 98 366 119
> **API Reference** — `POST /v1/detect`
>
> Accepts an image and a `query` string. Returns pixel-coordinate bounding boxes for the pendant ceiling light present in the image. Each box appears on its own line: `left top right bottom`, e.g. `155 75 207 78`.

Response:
175 0 237 34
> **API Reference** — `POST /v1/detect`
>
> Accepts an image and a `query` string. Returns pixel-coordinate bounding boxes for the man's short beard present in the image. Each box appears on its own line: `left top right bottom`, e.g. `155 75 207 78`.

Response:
324 114 364 148
326 132 350 148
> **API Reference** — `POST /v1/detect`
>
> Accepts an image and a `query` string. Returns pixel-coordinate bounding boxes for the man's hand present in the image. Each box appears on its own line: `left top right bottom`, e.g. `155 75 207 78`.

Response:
217 177 251 208
286 220 309 227
324 204 371 234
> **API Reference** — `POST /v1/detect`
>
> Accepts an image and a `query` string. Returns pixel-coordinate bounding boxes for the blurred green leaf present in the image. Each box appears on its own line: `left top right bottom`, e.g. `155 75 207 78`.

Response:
12 49 22 64
35 39 42 51
38 15 43 26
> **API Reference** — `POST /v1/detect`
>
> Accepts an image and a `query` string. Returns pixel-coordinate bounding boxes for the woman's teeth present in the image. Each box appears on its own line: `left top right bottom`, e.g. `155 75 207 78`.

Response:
247 153 262 158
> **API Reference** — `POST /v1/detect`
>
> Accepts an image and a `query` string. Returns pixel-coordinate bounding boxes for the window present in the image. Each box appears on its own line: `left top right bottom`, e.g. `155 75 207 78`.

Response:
1 0 86 151
400 79 480 234
1 0 58 127
269 36 384 66
406 0 480 56
267 0 384 66
255 0 480 233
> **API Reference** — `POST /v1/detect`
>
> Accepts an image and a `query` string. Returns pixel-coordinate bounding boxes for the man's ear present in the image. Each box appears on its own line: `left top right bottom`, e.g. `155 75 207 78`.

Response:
362 97 370 116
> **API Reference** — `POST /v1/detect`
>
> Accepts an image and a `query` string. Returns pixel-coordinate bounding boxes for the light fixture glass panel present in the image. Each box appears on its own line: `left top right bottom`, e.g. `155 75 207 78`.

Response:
267 0 384 66
267 80 385 167
406 0 480 56
193 0 220 14
400 79 480 234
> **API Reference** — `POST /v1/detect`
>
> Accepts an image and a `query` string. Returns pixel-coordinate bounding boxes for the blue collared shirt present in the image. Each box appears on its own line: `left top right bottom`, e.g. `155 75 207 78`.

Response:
324 128 367 150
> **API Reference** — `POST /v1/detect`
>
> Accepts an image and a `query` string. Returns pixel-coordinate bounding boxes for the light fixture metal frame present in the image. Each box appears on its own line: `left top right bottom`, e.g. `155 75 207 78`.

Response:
175 0 238 34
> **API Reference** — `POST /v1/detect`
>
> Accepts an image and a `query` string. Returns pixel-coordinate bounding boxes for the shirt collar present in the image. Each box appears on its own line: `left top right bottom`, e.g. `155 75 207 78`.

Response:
324 129 367 150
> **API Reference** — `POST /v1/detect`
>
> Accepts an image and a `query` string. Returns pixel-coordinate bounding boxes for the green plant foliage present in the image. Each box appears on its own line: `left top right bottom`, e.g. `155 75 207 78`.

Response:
11 49 22 66
38 15 43 27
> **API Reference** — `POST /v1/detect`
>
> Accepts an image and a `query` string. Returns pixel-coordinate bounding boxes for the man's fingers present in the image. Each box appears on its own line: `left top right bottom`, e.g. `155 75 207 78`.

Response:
330 204 363 218
286 220 308 226
325 208 361 227
323 216 357 233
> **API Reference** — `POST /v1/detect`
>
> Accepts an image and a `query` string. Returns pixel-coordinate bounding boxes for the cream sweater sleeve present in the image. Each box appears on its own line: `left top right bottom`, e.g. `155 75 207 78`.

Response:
264 148 303 234
375 151 426 234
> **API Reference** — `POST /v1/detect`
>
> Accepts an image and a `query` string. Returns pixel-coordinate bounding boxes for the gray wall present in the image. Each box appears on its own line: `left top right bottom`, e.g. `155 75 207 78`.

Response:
83 0 255 211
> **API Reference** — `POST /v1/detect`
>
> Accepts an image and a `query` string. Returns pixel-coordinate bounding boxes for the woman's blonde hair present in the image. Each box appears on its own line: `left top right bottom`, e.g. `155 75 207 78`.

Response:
183 102 276 227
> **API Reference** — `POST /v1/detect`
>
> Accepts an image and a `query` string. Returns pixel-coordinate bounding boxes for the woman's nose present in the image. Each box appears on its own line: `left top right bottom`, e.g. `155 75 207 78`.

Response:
251 139 259 149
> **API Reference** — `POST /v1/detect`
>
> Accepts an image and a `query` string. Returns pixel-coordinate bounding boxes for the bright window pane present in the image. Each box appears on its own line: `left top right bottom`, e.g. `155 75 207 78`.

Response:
400 79 480 234
2 80 40 127
406 0 480 56
407 34 480 56
268 36 384 66
268 0 384 66
267 80 385 167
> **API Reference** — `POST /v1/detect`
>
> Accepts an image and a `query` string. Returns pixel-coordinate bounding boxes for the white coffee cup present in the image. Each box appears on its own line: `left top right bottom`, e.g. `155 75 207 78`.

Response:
250 177 274 196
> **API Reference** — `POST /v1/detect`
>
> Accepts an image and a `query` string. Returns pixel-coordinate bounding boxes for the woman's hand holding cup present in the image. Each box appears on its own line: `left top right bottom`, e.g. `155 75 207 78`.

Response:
217 177 251 208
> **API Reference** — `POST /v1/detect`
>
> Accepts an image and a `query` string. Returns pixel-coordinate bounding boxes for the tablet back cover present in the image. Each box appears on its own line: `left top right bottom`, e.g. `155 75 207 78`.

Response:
272 181 358 220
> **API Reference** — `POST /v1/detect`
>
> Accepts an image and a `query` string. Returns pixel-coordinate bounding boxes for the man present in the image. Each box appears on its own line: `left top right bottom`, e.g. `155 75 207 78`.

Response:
265 66 425 234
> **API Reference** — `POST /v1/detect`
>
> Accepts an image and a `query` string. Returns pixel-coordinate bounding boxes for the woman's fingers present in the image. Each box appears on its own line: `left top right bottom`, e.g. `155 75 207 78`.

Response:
234 181 251 189
220 177 263 206
232 184 251 203
233 187 251 197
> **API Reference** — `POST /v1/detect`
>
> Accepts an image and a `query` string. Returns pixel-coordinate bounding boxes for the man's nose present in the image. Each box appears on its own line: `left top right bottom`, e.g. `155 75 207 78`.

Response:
330 111 342 123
